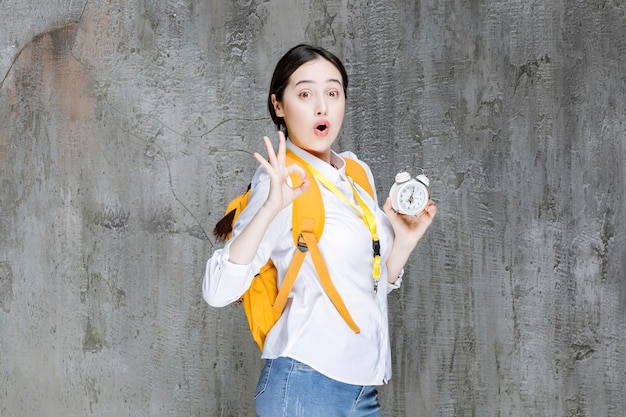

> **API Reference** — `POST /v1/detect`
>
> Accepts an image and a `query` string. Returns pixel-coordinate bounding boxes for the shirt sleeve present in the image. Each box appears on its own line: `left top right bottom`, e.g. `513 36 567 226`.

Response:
202 166 290 307
387 268 404 292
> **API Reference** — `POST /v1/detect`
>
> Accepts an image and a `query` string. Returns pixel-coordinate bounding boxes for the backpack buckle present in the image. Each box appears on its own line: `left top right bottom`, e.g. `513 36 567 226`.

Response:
297 234 308 252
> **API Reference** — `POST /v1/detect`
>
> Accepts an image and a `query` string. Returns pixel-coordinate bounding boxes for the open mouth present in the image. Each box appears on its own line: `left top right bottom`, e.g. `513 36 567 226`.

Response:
314 120 330 136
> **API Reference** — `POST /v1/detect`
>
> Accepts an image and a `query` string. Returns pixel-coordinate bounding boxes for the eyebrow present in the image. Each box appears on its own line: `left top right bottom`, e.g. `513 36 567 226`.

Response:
294 78 343 87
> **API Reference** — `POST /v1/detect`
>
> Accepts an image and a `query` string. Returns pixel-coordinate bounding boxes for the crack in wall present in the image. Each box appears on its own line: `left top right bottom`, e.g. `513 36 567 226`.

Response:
0 0 89 90
103 95 268 247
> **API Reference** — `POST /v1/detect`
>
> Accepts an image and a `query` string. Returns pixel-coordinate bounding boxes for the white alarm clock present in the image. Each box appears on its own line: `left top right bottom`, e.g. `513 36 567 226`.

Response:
389 171 430 215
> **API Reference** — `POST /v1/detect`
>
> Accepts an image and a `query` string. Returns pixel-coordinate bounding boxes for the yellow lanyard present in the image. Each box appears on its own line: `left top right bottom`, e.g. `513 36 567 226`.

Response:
306 164 382 290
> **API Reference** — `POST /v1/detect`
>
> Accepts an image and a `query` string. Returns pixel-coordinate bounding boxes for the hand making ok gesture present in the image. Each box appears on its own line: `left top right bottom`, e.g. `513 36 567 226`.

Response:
253 130 310 216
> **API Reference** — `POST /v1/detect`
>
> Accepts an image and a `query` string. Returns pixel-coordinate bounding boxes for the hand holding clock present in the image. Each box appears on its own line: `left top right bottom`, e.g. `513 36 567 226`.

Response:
384 195 436 246
383 192 436 284
384 170 437 260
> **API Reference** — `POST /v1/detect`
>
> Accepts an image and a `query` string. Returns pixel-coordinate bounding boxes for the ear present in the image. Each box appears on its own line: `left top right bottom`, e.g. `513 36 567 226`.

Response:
271 94 284 117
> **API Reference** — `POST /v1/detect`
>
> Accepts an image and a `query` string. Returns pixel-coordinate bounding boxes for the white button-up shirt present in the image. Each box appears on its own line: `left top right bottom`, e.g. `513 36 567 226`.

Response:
203 141 402 386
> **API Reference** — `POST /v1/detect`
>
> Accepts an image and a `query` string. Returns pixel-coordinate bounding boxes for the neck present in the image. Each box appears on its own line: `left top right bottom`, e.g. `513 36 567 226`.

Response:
294 146 331 164
329 152 344 170
287 138 336 166
305 149 330 164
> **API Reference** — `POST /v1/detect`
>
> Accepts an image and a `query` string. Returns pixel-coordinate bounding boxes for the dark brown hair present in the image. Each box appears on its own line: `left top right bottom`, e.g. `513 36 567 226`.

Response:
213 184 250 242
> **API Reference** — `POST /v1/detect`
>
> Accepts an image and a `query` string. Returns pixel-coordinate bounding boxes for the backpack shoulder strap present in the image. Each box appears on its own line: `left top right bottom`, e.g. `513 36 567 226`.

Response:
274 217 360 334
286 151 375 240
272 149 361 334
285 150 324 243
344 157 374 199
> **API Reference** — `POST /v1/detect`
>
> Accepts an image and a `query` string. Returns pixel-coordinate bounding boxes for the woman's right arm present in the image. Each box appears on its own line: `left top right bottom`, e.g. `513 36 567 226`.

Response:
202 132 309 307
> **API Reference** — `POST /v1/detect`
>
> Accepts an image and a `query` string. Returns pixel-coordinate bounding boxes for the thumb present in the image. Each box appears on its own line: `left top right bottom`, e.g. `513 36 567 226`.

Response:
383 197 395 214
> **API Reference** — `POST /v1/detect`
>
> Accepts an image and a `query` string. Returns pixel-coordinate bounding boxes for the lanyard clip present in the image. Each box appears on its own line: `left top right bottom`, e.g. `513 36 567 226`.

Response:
372 239 380 257
372 239 381 279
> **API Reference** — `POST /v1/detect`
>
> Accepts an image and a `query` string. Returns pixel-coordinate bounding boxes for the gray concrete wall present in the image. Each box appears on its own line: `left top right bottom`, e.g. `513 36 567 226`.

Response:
1 0 625 416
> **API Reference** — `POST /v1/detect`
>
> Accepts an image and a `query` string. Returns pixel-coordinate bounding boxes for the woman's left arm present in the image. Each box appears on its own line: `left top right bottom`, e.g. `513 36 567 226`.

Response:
383 197 437 284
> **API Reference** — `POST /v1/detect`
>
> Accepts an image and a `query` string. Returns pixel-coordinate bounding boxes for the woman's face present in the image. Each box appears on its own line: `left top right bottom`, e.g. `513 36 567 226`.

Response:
271 58 346 162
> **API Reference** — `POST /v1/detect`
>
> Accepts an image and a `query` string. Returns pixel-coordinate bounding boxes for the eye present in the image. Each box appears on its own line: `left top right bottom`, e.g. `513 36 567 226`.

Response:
328 90 340 98
299 91 311 99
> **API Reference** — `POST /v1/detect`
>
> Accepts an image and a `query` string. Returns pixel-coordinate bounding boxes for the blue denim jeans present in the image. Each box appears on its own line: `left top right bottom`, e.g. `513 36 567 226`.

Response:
255 357 381 417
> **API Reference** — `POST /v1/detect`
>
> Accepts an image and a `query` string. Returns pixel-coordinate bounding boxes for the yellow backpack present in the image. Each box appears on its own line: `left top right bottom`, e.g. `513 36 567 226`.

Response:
213 149 374 350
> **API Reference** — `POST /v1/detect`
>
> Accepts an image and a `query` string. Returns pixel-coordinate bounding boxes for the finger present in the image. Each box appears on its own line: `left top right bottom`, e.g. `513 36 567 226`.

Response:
423 200 437 214
286 163 306 181
414 207 436 227
276 130 286 166
254 151 272 171
426 203 438 217
382 197 396 215
262 136 278 166
292 178 310 198
285 164 308 193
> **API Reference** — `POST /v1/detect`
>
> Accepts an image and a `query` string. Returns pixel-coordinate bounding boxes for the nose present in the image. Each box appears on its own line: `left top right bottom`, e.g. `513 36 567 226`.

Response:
315 96 328 116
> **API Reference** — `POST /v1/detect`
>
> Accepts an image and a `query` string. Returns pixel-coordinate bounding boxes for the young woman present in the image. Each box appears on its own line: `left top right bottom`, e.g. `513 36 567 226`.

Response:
203 44 437 416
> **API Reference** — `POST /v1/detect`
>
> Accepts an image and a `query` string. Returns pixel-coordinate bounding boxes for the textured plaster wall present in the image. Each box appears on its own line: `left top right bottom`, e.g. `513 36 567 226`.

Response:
1 0 625 416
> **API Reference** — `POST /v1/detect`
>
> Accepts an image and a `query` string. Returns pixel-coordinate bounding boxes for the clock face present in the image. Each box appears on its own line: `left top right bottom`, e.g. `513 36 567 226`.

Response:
398 182 428 214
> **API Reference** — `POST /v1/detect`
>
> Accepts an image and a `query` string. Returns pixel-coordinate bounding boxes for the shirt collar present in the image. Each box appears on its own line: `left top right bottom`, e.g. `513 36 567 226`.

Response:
286 140 346 183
